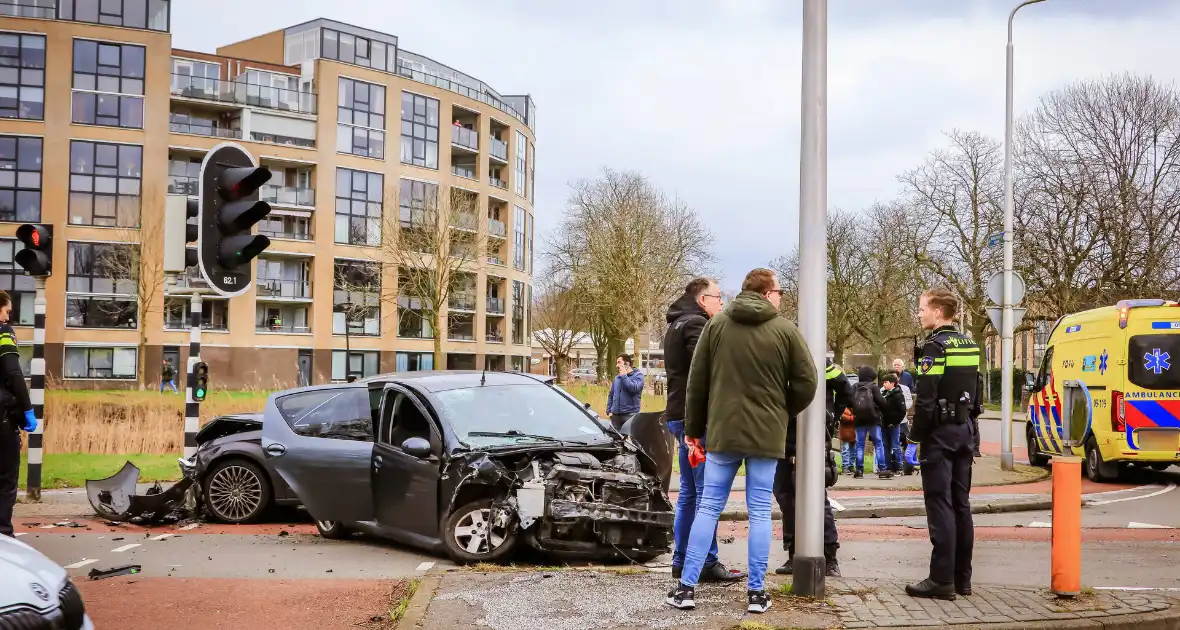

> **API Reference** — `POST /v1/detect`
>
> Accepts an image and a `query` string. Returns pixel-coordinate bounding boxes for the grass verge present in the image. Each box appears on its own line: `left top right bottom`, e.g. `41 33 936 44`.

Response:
390 578 420 622
17 452 181 491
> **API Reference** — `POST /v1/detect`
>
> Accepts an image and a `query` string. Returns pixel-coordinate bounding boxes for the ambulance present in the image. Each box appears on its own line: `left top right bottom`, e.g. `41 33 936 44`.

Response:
1026 299 1180 481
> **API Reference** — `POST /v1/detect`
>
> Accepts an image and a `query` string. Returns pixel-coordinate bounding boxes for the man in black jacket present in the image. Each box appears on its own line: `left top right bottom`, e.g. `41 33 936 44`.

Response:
880 373 907 474
852 366 891 479
0 291 35 538
663 277 742 582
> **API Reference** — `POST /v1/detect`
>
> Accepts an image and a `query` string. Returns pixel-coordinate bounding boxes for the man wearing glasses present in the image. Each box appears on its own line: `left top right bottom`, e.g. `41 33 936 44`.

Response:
663 277 743 583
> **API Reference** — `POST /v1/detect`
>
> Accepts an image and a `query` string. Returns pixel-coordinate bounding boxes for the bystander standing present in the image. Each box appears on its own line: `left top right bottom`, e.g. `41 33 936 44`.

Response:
606 354 644 430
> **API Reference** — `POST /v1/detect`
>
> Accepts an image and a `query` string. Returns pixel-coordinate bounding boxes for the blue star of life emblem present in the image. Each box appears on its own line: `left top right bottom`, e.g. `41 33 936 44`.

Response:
1099 350 1108 375
1145 348 1171 375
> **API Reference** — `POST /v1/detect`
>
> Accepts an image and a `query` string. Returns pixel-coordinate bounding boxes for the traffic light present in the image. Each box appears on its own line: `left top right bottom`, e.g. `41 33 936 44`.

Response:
14 223 52 276
192 362 209 401
198 143 272 297
163 196 200 272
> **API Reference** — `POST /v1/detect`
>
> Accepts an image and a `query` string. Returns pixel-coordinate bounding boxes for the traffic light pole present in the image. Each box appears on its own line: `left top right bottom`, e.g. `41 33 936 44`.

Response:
183 292 204 459
24 277 46 501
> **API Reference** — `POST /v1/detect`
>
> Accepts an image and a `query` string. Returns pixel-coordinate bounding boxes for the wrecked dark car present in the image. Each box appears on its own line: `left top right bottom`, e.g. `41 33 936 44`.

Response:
261 371 675 563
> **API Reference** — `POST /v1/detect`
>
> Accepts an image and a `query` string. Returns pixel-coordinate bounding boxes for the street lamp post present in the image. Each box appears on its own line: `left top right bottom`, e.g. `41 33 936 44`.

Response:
1000 0 1045 471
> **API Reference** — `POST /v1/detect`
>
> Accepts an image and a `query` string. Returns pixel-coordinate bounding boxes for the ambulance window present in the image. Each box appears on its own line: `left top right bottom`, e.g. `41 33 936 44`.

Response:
1034 347 1053 392
1128 335 1180 390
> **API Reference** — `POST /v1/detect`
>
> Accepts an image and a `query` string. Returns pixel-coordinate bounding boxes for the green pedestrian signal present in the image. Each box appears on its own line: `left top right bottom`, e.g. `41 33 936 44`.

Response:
193 362 209 402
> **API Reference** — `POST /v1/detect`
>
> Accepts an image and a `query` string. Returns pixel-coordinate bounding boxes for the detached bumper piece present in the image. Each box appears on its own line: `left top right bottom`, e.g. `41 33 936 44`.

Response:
548 499 675 527
86 461 193 524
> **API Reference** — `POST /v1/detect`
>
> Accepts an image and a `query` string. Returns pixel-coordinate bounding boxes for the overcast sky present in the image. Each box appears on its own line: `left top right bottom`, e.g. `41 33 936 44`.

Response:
173 0 1180 288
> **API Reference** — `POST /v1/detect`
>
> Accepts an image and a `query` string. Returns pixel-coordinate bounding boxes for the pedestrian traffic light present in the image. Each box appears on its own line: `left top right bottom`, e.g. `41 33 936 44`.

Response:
198 143 272 297
192 362 209 401
14 223 52 276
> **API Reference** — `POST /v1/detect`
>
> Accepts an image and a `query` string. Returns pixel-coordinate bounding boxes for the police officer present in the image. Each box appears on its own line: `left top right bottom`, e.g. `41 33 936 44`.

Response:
0 291 36 538
774 358 852 577
905 287 981 600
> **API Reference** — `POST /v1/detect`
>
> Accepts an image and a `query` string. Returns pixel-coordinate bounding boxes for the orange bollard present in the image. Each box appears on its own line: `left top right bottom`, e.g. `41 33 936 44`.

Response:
1051 456 1083 597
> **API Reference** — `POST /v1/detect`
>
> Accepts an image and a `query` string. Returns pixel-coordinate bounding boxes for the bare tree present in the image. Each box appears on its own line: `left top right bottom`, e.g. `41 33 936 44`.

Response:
99 221 165 390
531 275 583 383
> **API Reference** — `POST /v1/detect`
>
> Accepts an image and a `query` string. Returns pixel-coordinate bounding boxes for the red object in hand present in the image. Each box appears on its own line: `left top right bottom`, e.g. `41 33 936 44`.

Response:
686 437 706 468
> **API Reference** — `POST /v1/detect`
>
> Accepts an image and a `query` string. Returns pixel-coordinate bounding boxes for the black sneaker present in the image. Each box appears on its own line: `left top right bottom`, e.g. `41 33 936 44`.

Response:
905 578 956 601
671 565 681 580
666 583 695 610
700 562 745 583
826 558 841 577
878 470 894 479
774 559 793 575
853 471 864 479
747 589 771 614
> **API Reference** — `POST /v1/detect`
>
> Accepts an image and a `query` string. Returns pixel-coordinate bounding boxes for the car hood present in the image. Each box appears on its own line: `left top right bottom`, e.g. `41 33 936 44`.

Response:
196 415 262 445
0 535 67 609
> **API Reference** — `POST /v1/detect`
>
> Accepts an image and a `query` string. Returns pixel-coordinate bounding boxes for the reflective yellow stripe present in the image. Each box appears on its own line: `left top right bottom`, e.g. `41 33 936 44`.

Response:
825 365 841 379
945 355 979 367
924 366 945 376
0 333 16 347
944 347 978 354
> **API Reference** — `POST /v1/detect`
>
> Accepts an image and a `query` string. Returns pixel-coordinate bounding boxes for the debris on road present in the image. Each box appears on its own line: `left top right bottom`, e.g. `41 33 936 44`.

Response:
86 461 194 524
88 564 142 580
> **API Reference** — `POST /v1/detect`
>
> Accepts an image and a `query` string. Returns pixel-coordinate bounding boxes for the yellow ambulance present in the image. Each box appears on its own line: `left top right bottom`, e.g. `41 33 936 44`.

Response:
1025 299 1180 481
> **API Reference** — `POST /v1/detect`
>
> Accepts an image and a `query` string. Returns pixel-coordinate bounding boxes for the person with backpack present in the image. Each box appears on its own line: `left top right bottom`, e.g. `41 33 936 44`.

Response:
880 373 908 474
851 366 891 479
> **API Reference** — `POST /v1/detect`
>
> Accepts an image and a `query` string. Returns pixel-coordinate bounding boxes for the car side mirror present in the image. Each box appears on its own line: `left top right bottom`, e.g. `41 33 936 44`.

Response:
401 437 432 459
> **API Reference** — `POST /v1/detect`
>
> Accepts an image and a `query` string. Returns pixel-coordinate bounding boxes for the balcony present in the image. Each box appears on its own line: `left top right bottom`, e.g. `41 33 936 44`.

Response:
256 280 311 300
260 184 315 208
488 219 506 238
395 63 529 130
170 74 318 115
257 322 311 334
489 176 507 190
490 137 508 162
169 115 241 139
250 131 315 149
486 297 505 315
487 255 505 267
449 293 477 312
452 163 477 180
258 216 312 241
0 1 55 18
453 213 478 232
167 175 199 196
486 330 504 343
451 126 478 152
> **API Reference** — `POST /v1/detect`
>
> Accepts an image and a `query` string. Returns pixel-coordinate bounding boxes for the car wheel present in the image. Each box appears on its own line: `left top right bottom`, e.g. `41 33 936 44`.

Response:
315 519 351 539
1026 427 1050 467
1149 463 1172 472
203 459 272 524
1084 437 1119 482
443 499 518 564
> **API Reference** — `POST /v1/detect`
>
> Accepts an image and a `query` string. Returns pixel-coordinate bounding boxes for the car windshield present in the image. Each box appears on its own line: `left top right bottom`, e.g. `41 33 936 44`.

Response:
433 384 609 447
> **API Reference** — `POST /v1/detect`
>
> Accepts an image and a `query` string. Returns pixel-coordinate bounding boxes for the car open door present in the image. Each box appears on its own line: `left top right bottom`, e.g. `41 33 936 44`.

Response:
371 384 442 540
261 387 375 524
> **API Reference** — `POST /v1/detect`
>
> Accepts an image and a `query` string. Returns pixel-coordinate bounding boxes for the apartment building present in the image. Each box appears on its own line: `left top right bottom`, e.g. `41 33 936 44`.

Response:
0 3 537 388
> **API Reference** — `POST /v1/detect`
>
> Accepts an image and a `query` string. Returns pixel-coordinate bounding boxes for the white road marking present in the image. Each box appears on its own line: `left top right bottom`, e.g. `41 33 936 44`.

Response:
416 562 435 571
1127 522 1173 529
64 559 98 569
150 533 175 541
1029 521 1052 528
39 525 55 529
828 498 845 512
1085 483 1176 506
1094 587 1180 592
179 523 200 531
111 543 141 553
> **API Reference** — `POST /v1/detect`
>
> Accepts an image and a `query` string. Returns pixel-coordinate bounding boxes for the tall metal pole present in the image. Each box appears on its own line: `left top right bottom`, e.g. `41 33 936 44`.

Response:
1001 0 1045 471
794 0 828 599
183 293 203 460
24 277 46 501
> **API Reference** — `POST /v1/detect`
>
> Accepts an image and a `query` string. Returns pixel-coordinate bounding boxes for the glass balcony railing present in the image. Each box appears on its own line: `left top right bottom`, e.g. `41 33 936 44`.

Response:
169 117 242 139
260 184 315 207
396 65 529 130
486 297 505 314
250 131 315 148
259 222 312 241
487 255 506 266
449 294 477 311
490 137 508 161
257 322 311 334
452 213 478 231
451 126 478 151
0 0 55 19
170 74 318 115
167 175 199 196
449 331 476 341
488 219 506 237
452 164 476 180
486 330 504 343
256 280 311 299
489 176 506 189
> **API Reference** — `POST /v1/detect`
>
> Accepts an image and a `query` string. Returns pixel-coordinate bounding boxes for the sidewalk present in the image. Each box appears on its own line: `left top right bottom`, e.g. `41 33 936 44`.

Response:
407 568 1180 630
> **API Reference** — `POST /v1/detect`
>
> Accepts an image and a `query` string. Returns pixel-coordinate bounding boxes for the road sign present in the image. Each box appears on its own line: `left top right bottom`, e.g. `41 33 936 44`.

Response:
987 232 1004 247
987 307 1027 332
987 271 1026 305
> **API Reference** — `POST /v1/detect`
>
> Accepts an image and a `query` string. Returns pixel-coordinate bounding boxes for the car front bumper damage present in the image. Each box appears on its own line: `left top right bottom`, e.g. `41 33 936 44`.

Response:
85 460 196 524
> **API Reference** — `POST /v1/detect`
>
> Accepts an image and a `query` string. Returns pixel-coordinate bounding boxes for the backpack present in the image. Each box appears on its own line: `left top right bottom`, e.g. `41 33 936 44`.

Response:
852 383 877 421
900 384 913 410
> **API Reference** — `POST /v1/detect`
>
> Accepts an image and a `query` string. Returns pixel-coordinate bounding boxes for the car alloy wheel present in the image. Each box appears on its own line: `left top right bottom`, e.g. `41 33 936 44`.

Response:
452 507 507 556
206 462 266 523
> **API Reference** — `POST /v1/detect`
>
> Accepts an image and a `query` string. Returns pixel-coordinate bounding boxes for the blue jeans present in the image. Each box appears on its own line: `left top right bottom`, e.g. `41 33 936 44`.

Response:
841 441 854 472
882 424 902 472
855 425 885 473
160 380 177 393
666 420 718 569
681 452 777 591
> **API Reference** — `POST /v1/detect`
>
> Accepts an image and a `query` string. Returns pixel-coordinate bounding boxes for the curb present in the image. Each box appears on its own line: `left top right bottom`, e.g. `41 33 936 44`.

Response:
395 574 440 629
882 609 1180 630
718 498 1054 521
669 461 1051 493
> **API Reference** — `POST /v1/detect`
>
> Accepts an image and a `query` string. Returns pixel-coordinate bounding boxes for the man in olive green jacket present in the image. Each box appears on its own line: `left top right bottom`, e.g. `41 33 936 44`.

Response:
666 268 818 615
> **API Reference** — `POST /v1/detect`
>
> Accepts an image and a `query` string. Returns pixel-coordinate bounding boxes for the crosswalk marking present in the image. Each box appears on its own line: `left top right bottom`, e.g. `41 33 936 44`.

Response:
416 562 435 571
150 533 174 541
111 543 141 553
1029 521 1052 528
1127 522 1173 529
64 559 98 569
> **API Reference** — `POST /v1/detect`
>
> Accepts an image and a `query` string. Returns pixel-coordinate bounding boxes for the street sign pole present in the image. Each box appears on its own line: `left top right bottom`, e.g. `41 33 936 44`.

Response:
184 292 203 460
794 0 828 599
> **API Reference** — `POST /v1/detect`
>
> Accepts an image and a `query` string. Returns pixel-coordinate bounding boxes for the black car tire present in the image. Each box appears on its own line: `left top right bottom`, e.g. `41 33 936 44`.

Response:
1084 437 1119 482
1026 426 1051 467
1150 463 1171 472
442 499 518 564
314 519 351 539
202 458 272 524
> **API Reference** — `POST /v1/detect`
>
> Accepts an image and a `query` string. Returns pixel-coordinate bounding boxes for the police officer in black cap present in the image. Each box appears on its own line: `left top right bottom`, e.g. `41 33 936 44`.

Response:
774 358 851 577
905 287 981 600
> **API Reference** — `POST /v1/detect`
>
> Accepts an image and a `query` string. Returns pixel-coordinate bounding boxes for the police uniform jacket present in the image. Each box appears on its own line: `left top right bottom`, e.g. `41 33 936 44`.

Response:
0 324 31 423
910 324 982 449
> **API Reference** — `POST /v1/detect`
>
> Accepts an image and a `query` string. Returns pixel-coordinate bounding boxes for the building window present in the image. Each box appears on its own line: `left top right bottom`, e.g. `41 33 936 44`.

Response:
64 346 137 379
514 131 527 196
65 242 137 328
334 260 381 336
167 155 200 196
334 168 382 246
256 304 309 334
513 206 526 271
0 135 42 223
526 212 534 274
395 351 433 372
0 239 34 325
60 0 169 31
400 91 438 169
398 268 433 339
1 1 57 20
322 28 393 72
526 284 533 344
512 280 524 345
447 353 476 370
68 141 142 227
337 78 385 159
527 141 535 202
398 178 437 233
512 356 526 372
0 32 45 120
71 40 145 129
257 258 311 299
332 350 378 381
164 298 228 331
